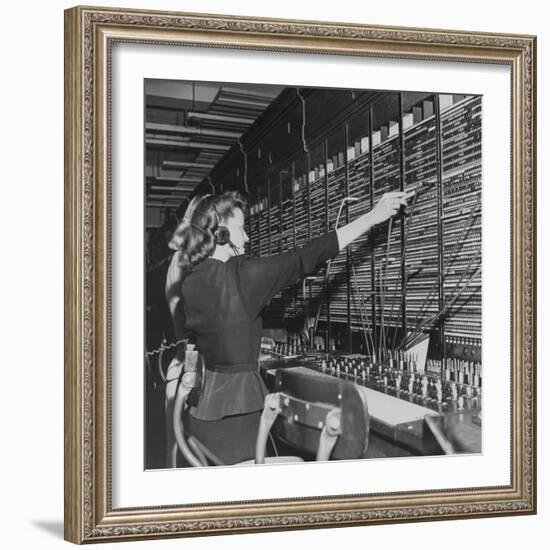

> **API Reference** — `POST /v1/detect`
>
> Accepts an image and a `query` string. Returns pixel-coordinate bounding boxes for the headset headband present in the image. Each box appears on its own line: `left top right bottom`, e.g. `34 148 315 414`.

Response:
182 193 213 224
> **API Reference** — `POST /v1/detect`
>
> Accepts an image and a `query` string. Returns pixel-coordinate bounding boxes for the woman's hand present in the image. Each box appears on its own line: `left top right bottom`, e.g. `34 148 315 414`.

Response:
368 191 409 226
336 191 409 251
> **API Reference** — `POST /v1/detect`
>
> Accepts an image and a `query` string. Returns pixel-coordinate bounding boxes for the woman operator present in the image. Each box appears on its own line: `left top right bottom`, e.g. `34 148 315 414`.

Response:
165 190 408 465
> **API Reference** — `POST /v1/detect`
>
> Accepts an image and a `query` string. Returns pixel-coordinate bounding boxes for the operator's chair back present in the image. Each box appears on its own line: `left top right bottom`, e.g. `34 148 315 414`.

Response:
255 368 370 462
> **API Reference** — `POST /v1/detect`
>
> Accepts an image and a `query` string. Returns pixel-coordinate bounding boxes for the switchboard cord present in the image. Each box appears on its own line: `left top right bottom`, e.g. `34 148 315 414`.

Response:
313 196 359 334
349 259 375 357
411 200 481 330
145 337 190 385
379 217 393 359
398 261 481 350
145 337 190 358
389 190 420 352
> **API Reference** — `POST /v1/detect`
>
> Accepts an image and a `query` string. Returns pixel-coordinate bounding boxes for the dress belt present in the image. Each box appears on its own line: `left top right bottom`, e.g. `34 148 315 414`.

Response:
205 361 259 373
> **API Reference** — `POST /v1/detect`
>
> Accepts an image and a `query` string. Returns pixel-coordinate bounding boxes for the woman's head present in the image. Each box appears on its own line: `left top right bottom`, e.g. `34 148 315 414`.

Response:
169 191 248 270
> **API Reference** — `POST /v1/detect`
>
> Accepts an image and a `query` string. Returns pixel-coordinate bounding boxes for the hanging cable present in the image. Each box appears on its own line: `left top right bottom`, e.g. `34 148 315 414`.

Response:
411 200 481 330
388 189 420 351
206 175 215 194
398 262 481 350
157 344 167 383
400 249 482 349
313 197 359 334
349 257 374 357
237 138 249 193
296 88 309 154
380 217 393 359
145 336 189 358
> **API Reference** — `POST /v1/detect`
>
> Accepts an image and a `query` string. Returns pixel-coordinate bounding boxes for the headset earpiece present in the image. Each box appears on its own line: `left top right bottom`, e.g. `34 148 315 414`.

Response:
214 225 230 245
211 203 231 246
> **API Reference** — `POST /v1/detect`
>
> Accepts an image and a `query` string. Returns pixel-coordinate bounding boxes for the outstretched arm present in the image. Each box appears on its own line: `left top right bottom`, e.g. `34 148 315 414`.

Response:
237 191 408 318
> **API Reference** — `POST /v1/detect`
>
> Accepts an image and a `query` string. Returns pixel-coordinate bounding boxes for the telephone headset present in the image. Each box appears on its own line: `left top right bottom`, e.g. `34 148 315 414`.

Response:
183 193 234 249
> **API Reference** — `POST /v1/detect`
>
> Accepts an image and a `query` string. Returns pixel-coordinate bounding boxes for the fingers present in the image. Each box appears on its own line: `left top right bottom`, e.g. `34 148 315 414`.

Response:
370 191 410 224
386 199 405 210
382 191 408 209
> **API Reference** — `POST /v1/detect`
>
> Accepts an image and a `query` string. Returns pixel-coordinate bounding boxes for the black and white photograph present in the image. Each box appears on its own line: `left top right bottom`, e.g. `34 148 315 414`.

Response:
58 2 539 544
144 80 482 469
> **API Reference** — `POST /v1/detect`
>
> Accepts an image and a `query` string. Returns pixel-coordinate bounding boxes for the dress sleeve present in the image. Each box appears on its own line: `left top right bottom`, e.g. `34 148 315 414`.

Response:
234 231 340 318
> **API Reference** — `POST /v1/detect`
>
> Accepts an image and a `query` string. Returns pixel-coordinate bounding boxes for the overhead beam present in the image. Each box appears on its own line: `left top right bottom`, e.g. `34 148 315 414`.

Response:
145 95 211 112
220 87 279 101
148 185 196 192
150 176 203 183
216 96 270 108
187 111 254 125
162 160 216 170
146 122 242 139
146 139 231 151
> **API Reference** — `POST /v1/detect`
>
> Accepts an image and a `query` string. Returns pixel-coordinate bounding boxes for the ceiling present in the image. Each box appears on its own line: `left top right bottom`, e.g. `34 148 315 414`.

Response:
145 80 284 224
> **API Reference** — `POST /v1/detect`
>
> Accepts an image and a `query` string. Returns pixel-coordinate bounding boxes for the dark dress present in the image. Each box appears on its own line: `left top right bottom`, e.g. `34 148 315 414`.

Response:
178 231 339 464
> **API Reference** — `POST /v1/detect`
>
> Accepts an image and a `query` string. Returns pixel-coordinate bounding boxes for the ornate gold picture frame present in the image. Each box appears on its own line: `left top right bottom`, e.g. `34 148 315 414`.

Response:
64 5 536 544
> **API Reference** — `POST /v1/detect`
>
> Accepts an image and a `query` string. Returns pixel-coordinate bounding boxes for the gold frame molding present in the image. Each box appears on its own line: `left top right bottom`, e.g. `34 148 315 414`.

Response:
64 5 537 544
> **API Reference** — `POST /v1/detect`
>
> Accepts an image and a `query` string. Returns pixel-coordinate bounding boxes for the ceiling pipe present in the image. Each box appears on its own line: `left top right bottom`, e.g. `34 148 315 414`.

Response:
146 200 184 205
152 176 203 183
162 160 217 170
187 111 254 125
199 152 225 158
219 87 278 101
146 139 230 151
148 196 190 202
147 185 196 193
146 122 242 139
216 96 269 108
